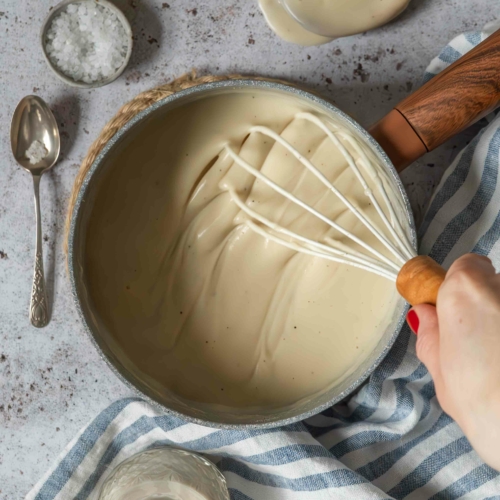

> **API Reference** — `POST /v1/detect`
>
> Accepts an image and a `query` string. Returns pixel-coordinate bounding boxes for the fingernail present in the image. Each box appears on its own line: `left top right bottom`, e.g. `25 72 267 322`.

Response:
406 309 420 334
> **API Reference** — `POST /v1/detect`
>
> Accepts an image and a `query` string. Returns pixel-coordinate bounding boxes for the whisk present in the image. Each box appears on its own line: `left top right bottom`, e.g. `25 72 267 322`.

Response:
223 112 446 307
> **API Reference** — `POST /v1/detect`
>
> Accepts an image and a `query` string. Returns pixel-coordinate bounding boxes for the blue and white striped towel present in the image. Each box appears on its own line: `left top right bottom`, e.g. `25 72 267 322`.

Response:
27 24 500 500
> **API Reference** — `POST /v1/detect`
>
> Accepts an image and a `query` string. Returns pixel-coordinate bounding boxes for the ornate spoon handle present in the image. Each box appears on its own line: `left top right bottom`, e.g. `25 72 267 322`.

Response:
30 174 49 328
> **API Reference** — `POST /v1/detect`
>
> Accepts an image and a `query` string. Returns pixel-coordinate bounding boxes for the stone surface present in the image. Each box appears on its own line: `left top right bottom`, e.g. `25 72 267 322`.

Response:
0 1 496 498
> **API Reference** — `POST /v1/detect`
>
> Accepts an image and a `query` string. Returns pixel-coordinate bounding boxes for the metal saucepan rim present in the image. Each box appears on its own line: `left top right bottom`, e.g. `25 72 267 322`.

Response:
68 79 416 429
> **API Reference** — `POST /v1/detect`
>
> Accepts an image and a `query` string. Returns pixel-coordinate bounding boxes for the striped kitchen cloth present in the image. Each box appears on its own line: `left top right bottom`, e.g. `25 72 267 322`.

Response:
27 23 500 500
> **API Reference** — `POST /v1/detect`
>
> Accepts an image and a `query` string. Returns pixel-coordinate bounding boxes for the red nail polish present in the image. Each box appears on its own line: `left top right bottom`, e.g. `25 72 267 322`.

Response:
407 310 420 334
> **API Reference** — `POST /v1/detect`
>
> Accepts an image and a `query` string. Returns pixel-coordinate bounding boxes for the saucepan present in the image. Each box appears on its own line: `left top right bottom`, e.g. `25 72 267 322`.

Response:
68 31 500 428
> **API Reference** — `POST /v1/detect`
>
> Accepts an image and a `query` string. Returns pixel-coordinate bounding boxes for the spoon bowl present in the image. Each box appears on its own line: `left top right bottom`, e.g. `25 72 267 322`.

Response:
11 95 60 328
11 95 60 174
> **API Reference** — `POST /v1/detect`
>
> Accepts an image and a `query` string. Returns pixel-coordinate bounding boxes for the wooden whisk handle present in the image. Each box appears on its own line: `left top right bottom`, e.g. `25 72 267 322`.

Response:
396 256 446 306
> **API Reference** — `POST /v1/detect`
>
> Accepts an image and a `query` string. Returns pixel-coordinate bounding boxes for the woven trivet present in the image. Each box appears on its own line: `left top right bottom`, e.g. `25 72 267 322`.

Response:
63 71 325 257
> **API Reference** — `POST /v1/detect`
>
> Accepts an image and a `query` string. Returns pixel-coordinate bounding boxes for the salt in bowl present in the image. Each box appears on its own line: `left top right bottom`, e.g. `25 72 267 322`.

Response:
40 0 133 89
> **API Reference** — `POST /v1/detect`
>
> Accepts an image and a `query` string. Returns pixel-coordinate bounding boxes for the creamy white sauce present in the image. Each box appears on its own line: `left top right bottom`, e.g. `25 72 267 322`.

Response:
259 0 333 46
259 0 410 46
85 90 410 412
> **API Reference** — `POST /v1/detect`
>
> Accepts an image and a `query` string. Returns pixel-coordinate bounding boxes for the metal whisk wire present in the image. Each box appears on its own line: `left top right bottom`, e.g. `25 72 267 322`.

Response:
223 113 417 282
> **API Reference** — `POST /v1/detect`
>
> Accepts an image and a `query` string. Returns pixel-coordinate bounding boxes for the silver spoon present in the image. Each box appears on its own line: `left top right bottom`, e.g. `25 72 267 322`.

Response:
11 96 60 328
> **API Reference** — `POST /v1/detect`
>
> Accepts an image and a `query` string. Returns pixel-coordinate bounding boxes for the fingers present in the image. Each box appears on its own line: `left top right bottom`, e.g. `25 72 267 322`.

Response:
447 253 495 280
441 254 497 306
407 305 445 395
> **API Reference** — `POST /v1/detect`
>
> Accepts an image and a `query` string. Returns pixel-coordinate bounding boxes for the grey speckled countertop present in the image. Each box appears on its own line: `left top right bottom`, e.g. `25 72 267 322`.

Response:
0 1 497 498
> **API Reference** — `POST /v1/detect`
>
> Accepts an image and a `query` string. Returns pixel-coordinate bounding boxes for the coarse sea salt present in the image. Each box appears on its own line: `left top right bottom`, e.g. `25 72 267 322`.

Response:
45 2 129 84
26 140 49 165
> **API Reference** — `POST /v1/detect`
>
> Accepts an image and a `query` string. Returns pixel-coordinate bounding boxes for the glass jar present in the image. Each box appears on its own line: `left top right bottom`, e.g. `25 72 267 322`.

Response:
98 447 230 500
258 0 410 46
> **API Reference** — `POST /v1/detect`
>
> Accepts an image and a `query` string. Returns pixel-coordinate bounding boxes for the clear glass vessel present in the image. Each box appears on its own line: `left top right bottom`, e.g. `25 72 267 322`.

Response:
98 447 230 500
280 0 411 37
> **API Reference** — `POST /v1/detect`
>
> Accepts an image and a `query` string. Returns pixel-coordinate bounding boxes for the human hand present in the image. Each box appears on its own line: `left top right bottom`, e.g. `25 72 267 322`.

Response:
407 253 500 471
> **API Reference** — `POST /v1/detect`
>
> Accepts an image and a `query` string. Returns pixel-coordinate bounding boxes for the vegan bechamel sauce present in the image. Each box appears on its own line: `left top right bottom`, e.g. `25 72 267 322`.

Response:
85 89 409 415
259 0 410 46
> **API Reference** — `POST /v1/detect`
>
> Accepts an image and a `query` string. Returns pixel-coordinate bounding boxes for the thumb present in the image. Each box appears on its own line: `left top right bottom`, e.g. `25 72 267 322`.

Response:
408 305 443 389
